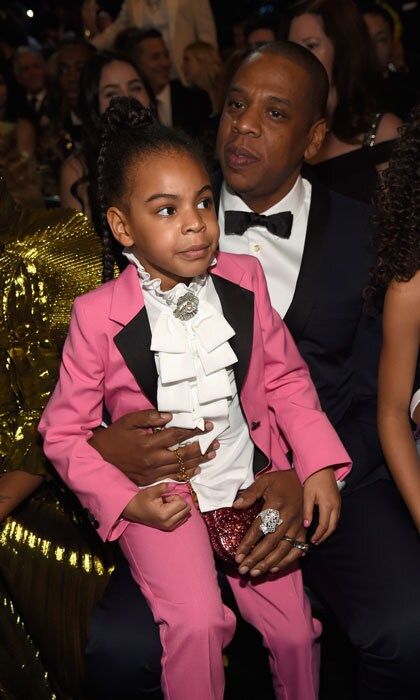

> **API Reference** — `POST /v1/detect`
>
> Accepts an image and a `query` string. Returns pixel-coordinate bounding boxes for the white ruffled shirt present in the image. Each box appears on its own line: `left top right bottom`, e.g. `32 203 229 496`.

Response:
124 251 255 512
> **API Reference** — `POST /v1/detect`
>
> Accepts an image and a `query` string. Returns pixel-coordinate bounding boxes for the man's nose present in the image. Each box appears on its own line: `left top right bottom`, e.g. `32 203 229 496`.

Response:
234 106 261 136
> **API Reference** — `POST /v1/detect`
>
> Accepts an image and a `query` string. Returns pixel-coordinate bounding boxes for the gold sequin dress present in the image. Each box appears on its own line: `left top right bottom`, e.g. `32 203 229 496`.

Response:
0 180 115 699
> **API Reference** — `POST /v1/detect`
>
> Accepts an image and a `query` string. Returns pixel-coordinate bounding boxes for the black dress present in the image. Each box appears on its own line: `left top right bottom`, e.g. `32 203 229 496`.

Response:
303 113 397 204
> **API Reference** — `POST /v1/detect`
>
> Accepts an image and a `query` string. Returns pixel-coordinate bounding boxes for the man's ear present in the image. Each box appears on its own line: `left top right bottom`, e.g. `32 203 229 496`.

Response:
304 118 327 161
107 207 134 247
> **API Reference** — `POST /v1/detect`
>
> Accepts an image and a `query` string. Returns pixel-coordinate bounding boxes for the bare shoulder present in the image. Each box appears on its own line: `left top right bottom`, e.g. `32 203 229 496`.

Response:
386 272 420 317
377 113 402 143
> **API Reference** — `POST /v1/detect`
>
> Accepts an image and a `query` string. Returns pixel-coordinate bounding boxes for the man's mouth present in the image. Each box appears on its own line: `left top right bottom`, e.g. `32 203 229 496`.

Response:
224 144 259 169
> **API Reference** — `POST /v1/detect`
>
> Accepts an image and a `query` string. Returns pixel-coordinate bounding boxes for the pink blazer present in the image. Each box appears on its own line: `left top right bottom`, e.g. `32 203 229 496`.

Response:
39 252 351 542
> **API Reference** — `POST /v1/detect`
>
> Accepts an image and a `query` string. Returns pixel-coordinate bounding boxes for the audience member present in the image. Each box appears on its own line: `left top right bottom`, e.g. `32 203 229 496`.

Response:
287 0 401 203
13 47 53 124
361 0 418 120
60 51 152 220
182 41 223 115
369 107 420 530
0 59 42 207
35 38 95 200
82 0 218 82
120 28 211 137
243 13 279 49
54 38 96 148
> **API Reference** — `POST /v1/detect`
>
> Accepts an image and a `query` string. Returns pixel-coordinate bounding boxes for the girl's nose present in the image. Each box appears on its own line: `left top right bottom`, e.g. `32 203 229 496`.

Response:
182 211 206 234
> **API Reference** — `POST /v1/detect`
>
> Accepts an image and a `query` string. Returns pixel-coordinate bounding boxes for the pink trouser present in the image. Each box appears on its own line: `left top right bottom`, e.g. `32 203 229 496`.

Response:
119 485 321 700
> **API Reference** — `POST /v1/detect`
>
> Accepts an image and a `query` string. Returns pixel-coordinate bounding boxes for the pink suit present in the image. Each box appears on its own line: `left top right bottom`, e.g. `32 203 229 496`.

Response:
40 252 351 699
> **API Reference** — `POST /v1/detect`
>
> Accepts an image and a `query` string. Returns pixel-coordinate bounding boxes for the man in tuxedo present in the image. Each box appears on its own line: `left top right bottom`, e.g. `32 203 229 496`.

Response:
214 42 420 699
119 28 211 138
85 41 420 699
13 47 53 123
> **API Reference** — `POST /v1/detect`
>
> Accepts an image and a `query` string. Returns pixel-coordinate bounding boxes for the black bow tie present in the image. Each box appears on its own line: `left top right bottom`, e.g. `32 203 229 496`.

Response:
224 210 293 238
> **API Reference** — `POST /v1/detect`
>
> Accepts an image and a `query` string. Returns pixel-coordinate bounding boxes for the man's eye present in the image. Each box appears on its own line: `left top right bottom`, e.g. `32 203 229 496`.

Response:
228 98 244 110
158 206 176 216
269 109 285 120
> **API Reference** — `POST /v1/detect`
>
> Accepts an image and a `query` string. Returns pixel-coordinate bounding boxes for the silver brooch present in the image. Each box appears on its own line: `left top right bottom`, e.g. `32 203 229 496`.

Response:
173 291 199 321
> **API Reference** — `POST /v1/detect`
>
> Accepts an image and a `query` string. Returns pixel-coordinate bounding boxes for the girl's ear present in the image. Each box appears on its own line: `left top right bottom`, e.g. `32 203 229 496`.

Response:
107 207 134 247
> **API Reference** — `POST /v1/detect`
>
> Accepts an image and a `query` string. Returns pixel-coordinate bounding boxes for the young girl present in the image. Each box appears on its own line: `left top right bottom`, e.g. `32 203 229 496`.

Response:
39 97 351 700
369 106 420 526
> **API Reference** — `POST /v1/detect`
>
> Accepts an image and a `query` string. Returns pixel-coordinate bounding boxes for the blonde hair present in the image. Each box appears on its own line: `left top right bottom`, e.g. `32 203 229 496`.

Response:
184 41 223 101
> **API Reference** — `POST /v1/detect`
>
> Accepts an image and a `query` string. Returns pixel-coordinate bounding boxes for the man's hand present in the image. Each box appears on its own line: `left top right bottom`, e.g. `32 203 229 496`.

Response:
234 470 305 577
88 410 219 486
122 483 191 531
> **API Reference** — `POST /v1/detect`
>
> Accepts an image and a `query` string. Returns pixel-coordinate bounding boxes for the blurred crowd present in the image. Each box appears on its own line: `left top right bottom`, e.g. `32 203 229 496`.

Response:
0 0 418 212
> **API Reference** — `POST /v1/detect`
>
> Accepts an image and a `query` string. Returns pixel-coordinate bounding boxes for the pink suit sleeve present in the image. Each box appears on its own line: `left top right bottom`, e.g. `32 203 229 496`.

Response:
38 296 140 542
251 257 352 484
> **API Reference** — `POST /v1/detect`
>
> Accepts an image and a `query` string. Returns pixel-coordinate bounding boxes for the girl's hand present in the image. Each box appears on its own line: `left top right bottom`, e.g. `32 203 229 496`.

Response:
303 468 341 545
122 483 191 531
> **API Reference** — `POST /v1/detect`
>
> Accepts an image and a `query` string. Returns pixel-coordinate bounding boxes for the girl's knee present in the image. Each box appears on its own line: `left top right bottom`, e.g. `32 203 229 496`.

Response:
173 603 236 645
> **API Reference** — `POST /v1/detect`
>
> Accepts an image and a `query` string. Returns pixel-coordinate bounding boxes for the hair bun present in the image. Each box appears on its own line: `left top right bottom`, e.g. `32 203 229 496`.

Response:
101 96 154 134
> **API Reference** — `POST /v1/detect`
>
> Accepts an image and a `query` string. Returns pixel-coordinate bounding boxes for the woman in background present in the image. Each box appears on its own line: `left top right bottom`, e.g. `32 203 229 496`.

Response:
369 107 420 528
287 0 401 203
60 50 153 218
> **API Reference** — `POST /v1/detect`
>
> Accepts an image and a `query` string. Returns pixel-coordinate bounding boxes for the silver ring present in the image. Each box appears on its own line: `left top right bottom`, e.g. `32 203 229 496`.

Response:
258 508 283 536
292 540 309 553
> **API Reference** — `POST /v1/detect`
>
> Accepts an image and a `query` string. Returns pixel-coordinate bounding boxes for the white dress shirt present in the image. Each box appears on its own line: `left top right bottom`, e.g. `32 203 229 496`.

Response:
124 251 255 512
156 82 172 126
219 176 311 318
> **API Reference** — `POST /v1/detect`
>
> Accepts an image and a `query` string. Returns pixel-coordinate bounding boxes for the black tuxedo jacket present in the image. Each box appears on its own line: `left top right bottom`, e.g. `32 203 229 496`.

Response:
170 80 211 138
213 172 385 489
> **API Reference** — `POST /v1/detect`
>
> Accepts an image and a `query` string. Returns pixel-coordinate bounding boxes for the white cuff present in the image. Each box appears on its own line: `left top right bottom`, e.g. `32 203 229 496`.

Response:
410 389 420 421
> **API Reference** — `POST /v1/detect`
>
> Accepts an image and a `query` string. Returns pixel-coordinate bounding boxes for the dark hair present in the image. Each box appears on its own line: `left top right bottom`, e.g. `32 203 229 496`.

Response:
243 13 279 42
56 36 96 56
287 0 382 141
97 96 207 282
71 51 155 211
245 40 329 121
359 1 394 35
120 26 164 49
0 58 21 121
366 106 420 310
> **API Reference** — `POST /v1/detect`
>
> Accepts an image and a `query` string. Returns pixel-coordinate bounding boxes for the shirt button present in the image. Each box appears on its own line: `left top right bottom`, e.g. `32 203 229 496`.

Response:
252 244 261 253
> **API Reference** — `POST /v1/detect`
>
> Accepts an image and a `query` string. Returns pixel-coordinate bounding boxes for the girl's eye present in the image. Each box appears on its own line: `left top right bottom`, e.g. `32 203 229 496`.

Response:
306 42 319 51
158 206 176 216
197 197 213 210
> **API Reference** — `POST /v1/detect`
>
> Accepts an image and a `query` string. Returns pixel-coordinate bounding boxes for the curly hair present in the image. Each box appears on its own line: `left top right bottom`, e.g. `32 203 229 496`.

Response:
366 105 420 309
96 96 207 282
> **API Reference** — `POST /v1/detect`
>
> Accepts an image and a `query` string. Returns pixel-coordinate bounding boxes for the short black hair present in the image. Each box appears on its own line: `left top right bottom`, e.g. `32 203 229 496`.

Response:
245 40 329 121
243 13 279 41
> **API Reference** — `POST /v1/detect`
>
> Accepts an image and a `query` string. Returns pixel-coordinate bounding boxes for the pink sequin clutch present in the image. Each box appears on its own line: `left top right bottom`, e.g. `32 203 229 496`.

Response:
201 498 264 567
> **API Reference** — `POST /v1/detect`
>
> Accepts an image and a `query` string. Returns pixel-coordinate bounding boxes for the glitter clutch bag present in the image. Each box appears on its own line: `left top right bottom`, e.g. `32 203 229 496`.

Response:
201 497 264 567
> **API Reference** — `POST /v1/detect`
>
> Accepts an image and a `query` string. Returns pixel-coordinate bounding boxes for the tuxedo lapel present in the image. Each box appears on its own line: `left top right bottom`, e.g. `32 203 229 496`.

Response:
110 265 158 406
113 308 158 407
283 182 330 339
210 272 254 395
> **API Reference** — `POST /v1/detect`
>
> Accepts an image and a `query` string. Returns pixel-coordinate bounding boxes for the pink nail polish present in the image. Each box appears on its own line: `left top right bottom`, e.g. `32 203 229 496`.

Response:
304 519 310 527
